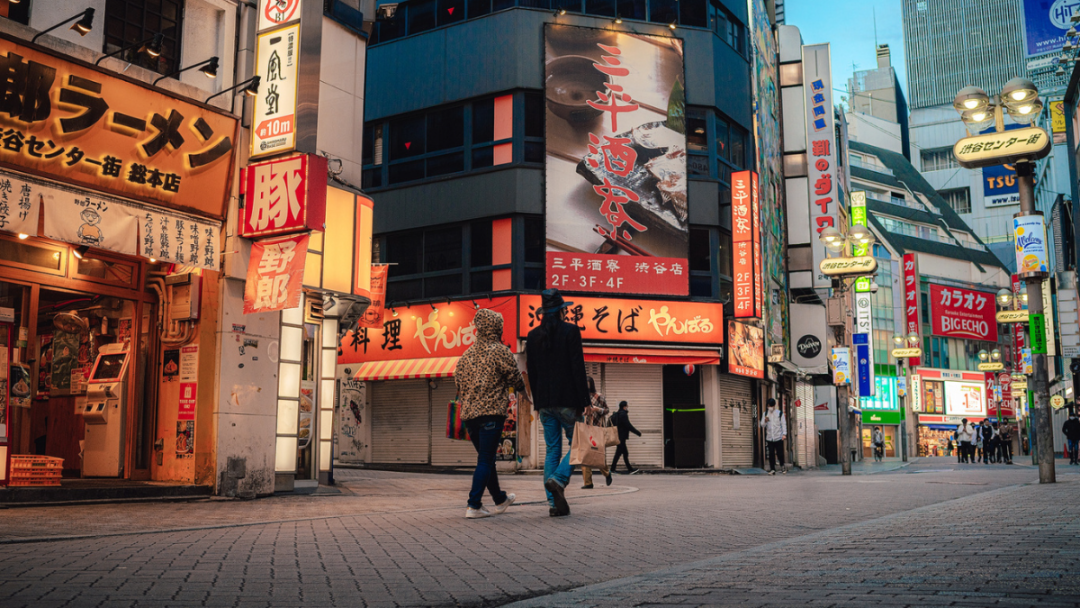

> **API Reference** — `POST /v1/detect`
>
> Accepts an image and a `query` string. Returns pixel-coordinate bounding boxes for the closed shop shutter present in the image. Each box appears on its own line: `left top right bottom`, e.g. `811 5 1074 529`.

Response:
535 363 604 469
603 364 664 468
719 374 755 468
431 382 478 466
794 381 816 468
370 380 430 464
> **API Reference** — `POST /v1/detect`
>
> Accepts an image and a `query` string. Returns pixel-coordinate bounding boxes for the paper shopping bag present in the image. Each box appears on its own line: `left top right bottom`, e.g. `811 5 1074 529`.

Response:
569 421 607 468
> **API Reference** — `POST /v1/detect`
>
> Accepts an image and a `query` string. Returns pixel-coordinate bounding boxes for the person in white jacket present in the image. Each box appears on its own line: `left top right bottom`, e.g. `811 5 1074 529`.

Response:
956 419 974 463
759 398 787 475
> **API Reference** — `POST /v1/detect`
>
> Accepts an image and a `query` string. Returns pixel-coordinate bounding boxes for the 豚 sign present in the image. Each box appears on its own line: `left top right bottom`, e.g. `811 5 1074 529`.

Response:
0 34 238 219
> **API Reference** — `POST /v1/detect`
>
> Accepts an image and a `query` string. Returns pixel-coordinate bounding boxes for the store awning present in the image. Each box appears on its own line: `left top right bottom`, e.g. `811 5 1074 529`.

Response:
352 357 459 381
582 346 721 365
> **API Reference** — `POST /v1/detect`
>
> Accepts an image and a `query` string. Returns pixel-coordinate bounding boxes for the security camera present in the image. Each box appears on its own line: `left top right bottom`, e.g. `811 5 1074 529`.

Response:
377 3 399 19
870 281 879 293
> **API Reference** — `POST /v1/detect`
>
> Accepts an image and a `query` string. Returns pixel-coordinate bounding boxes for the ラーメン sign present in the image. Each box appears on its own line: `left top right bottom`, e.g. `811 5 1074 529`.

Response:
952 126 1051 169
0 34 239 219
543 25 688 297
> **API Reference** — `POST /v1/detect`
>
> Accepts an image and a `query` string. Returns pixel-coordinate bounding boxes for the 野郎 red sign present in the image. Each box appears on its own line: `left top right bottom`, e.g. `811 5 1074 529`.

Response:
929 284 998 342
519 295 724 345
732 171 761 318
243 233 309 314
240 154 327 238
902 253 921 366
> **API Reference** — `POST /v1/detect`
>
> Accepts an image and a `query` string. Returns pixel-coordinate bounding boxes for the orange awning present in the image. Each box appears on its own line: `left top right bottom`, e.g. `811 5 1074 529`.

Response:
353 357 460 381
583 347 720 365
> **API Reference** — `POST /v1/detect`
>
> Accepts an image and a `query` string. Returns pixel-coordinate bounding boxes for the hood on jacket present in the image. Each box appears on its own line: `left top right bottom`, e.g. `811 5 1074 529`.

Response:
473 309 503 343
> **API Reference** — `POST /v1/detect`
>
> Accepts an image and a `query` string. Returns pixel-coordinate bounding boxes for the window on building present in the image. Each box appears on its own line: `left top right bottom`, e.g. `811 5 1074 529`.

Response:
524 215 545 291
710 3 746 55
384 221 513 300
939 188 972 214
104 0 183 76
688 227 715 298
921 147 958 172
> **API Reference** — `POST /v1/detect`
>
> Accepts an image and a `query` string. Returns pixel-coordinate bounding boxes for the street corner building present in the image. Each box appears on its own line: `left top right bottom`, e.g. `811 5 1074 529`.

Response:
0 0 376 501
337 0 825 474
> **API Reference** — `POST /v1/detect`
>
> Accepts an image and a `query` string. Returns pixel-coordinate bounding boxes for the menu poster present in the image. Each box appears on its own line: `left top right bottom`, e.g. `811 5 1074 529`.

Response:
176 421 195 457
10 363 31 408
50 330 81 393
163 349 180 380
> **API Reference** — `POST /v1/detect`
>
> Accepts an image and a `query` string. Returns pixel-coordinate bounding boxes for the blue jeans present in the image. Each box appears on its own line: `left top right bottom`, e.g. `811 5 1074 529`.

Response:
540 407 578 508
1069 438 1080 464
465 416 508 509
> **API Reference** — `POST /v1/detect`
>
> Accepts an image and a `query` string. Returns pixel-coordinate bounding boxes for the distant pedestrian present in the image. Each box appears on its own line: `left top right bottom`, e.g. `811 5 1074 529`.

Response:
580 376 612 489
953 431 962 463
871 426 885 462
759 398 787 474
946 438 953 457
980 419 995 464
525 289 590 517
455 309 525 519
998 423 1013 464
1063 413 1080 465
973 422 983 463
989 421 1001 463
610 401 641 474
956 419 974 463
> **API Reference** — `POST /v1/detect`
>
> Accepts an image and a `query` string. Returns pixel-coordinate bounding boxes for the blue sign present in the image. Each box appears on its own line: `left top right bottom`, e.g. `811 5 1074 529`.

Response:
983 164 1020 207
1023 0 1080 57
861 376 899 411
853 333 873 397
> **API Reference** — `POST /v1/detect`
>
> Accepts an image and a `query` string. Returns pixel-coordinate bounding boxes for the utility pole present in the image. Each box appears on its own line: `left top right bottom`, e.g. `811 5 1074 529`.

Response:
835 321 852 475
1017 161 1055 484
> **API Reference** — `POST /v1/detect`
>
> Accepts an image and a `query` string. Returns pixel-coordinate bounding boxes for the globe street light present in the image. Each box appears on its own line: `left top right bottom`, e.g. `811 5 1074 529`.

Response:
979 349 990 362
992 349 1002 361
997 288 1013 307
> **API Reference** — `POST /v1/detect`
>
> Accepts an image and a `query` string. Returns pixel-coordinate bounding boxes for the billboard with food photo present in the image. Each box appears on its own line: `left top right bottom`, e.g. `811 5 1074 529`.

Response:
728 320 765 379
544 25 687 296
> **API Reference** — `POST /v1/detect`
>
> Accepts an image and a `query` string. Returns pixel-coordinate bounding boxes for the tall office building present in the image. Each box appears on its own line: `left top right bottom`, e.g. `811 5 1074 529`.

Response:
902 0 1026 110
847 44 910 158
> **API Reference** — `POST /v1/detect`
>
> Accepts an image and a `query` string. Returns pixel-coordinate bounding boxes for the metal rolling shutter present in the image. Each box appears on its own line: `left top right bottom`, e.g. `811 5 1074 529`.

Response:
794 381 816 468
370 380 430 464
535 363 603 469
719 374 755 468
603 364 664 468
430 382 478 466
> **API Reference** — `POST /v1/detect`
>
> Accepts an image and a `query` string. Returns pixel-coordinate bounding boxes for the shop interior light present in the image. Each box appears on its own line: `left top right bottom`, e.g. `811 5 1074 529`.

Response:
32 8 94 43
73 245 89 260
17 233 28 240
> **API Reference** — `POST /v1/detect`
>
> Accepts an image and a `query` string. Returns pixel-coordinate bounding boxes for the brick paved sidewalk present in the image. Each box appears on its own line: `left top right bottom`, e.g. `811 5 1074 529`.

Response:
507 478 1080 608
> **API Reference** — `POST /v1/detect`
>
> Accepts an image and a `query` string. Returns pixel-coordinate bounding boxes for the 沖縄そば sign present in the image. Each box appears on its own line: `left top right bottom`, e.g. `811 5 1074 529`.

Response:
518 295 724 346
543 25 688 297
0 34 238 219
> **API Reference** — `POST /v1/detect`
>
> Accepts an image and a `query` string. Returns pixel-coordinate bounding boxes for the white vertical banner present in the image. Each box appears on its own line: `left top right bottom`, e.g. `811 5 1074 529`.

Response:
139 209 222 271
803 43 838 289
0 172 42 237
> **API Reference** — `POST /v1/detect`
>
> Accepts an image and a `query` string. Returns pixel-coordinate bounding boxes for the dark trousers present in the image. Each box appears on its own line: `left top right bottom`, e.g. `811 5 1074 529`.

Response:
611 441 631 471
766 440 784 471
1068 438 1080 464
960 441 972 462
465 415 508 510
999 439 1012 463
983 439 993 463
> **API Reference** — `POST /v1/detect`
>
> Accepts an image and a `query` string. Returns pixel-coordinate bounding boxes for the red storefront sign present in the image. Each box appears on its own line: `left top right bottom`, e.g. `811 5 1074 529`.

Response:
732 171 761 318
178 382 197 421
242 233 310 314
358 264 388 329
518 295 723 345
991 371 1015 417
239 153 328 238
1012 274 1025 370
338 297 519 363
902 253 921 366
929 284 998 341
547 253 687 296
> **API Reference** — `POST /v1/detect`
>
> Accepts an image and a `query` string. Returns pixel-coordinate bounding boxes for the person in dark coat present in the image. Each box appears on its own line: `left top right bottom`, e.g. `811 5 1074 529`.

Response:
525 289 589 517
1064 413 1080 465
609 401 641 474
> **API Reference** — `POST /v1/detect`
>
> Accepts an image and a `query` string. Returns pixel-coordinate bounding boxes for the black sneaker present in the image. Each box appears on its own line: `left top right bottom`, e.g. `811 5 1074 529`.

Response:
549 507 568 517
581 484 594 489
545 478 570 515
605 472 612 486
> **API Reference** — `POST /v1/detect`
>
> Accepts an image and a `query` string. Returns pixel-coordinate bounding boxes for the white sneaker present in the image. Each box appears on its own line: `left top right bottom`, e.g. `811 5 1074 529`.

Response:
493 493 515 515
466 506 492 519
768 470 776 475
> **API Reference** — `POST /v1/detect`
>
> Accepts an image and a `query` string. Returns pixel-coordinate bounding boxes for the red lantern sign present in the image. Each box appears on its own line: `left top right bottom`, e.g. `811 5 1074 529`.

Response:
240 153 327 238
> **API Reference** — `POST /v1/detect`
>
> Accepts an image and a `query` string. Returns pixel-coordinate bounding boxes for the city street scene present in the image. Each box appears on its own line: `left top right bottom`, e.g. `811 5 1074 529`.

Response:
1 0 1080 606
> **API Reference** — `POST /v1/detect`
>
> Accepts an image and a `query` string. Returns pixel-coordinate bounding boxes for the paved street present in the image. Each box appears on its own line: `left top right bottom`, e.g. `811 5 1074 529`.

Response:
0 458 1077 607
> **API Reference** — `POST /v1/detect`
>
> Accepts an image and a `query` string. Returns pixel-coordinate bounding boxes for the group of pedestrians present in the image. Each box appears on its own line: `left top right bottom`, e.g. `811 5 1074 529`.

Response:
950 418 1013 464
454 289 642 519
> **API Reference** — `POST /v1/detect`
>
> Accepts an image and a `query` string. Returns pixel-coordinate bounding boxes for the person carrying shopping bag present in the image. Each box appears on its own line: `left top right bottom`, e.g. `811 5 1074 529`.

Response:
455 308 525 519
580 376 613 489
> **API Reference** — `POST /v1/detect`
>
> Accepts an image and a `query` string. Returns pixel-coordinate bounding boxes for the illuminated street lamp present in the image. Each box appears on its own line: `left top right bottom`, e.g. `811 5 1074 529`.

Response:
997 288 1013 307
979 349 990 362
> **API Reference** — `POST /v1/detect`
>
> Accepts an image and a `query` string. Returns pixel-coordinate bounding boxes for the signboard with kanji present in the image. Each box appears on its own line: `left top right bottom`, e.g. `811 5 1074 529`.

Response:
0 34 238 219
543 25 688 296
803 43 839 288
518 295 723 346
259 0 302 31
952 126 1051 169
240 153 327 238
251 23 300 159
732 171 761 318
243 233 309 314
929 284 998 342
902 253 921 366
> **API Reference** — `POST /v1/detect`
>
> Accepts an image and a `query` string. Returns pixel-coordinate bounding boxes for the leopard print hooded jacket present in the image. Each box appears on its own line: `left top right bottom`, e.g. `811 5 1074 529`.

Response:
454 308 525 420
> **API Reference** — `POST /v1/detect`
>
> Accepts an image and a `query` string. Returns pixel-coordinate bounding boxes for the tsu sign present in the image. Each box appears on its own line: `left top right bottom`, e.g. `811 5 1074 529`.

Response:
240 154 327 238
953 127 1051 169
930 284 998 342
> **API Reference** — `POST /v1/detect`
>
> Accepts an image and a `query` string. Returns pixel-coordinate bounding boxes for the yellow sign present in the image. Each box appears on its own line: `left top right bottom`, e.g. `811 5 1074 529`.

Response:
0 34 238 219
251 23 300 159
891 348 923 359
1013 382 1028 390
977 362 1005 371
953 126 1051 169
1051 100 1066 134
819 256 878 277
1051 395 1065 409
996 310 1029 323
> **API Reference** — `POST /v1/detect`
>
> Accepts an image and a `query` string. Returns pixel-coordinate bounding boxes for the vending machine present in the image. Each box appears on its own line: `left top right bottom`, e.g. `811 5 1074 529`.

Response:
81 343 129 477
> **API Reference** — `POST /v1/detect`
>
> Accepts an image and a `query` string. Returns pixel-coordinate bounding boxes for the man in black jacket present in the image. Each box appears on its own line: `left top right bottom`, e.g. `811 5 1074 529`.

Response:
1064 413 1080 465
610 401 641 474
526 289 589 517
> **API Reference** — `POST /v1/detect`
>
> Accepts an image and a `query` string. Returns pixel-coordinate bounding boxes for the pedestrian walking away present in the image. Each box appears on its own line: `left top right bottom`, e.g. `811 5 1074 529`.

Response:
997 422 1013 464
1064 413 1080 465
871 426 885 462
946 437 953 457
525 289 590 517
760 398 787 474
956 419 974 463
980 419 994 464
580 376 612 489
953 431 962 463
610 400 642 474
454 308 525 519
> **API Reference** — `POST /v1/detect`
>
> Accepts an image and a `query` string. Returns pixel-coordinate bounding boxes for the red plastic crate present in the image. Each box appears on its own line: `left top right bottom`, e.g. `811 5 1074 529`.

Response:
10 455 64 472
